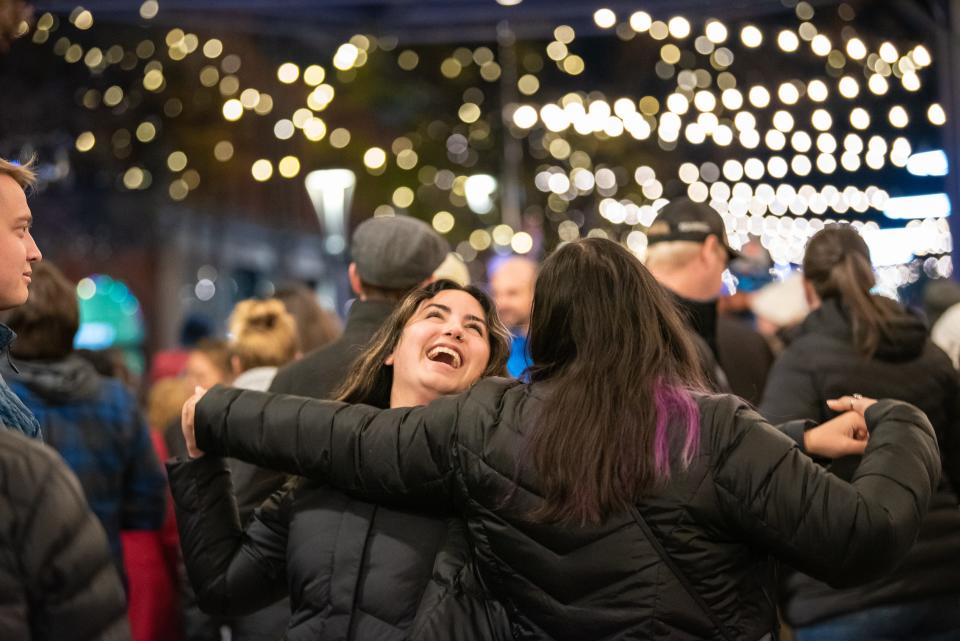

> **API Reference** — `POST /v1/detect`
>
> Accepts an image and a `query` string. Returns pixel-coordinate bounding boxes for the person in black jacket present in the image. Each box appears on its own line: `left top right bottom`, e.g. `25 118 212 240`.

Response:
760 225 960 641
182 238 940 641
0 427 130 641
170 280 512 641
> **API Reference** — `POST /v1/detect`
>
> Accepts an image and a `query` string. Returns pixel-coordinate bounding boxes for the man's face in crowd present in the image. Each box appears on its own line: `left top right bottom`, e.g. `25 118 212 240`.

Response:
0 174 42 310
490 258 536 332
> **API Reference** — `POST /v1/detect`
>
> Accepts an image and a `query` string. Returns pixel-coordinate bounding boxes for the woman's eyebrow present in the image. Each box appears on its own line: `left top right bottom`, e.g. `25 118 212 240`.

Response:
425 303 487 327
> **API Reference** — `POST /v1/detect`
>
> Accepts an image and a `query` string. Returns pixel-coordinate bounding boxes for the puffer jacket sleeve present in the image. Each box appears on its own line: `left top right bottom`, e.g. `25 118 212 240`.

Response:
759 341 824 424
167 455 289 616
18 441 130 641
194 385 460 505
711 397 941 588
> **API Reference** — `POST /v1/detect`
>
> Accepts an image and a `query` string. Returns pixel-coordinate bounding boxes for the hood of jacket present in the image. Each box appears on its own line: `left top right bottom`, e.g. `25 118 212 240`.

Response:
3 354 102 403
802 297 928 362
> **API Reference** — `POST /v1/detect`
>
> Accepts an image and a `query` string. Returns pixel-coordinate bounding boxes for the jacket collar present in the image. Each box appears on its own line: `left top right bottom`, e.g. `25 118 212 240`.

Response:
342 299 396 344
0 324 18 373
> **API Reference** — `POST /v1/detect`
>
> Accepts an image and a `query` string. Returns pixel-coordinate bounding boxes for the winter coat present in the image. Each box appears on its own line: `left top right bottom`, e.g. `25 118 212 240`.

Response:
2 354 166 577
191 378 941 641
760 296 960 626
0 428 130 641
171 296 511 641
168 457 510 641
0 324 41 439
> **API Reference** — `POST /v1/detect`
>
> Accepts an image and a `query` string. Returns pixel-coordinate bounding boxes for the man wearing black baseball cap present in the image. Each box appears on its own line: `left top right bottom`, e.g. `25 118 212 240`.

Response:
645 197 745 392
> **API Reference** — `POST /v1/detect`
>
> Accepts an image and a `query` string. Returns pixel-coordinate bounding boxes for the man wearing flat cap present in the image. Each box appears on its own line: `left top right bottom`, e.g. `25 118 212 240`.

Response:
269 215 448 400
645 197 772 401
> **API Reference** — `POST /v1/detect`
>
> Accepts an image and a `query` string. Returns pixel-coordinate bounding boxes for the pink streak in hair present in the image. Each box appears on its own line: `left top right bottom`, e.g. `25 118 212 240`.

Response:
653 382 700 479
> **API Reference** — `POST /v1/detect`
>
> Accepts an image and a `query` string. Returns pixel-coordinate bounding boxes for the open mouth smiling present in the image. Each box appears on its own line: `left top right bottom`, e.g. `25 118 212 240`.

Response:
427 344 463 369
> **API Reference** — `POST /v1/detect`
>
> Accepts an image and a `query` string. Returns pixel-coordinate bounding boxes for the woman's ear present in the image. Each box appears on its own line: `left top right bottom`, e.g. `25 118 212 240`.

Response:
384 348 396 366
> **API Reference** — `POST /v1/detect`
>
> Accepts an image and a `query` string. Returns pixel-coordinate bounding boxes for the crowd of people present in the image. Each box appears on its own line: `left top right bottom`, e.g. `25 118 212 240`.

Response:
0 151 958 641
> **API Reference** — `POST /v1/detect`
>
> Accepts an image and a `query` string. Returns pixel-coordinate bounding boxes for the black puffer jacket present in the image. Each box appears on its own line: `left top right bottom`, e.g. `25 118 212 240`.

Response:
193 379 941 641
760 297 960 626
0 428 129 641
168 457 510 641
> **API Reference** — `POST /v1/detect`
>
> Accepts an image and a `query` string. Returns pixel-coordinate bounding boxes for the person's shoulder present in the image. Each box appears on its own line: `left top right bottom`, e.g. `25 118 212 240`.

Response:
0 429 69 490
464 376 523 404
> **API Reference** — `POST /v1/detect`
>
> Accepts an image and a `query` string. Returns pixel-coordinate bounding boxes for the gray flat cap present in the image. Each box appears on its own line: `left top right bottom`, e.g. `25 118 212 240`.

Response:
351 216 449 289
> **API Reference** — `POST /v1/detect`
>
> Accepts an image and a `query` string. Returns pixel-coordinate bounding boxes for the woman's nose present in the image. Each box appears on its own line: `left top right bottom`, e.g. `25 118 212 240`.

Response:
445 325 465 341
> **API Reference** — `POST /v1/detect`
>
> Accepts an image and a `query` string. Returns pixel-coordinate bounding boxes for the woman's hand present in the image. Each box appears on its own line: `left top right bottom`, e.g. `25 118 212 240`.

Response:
182 386 208 459
827 394 878 417
803 411 869 458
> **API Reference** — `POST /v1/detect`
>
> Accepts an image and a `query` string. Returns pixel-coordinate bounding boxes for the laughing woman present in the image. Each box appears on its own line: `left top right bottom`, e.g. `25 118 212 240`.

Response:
183 239 941 641
168 280 511 641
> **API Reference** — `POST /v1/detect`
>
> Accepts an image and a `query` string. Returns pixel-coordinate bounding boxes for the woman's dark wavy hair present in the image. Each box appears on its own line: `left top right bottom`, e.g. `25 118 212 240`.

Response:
526 238 705 525
803 225 897 358
334 279 510 407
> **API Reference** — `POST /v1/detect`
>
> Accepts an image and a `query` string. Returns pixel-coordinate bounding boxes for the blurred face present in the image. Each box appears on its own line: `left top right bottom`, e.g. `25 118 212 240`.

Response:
386 289 491 406
490 261 536 331
702 236 730 299
185 352 229 390
0 175 42 310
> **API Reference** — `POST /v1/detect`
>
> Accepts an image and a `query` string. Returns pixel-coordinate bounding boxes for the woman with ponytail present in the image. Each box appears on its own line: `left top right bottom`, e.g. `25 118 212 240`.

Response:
183 238 940 641
761 225 960 640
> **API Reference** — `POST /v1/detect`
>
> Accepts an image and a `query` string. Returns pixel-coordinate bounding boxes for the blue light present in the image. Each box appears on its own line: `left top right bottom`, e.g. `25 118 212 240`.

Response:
906 150 948 177
883 193 951 220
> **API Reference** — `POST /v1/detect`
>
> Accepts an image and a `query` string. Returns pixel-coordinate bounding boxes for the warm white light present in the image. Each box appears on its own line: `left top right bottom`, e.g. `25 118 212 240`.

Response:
666 93 689 114
773 110 794 132
749 86 770 108
811 34 831 56
777 30 799 52
363 147 387 169
868 74 888 95
879 42 898 63
721 88 743 110
277 62 299 84
889 105 909 128
705 21 728 44
778 83 800 105
741 25 762 48
838 76 859 99
928 103 947 126
222 99 243 121
664 16 689 39
850 107 870 130
811 109 832 131
902 72 921 92
694 90 716 112
593 8 616 29
913 45 932 67
807 79 828 102
512 105 538 129
629 11 652 32
251 159 273 181
791 131 812 152
846 37 867 60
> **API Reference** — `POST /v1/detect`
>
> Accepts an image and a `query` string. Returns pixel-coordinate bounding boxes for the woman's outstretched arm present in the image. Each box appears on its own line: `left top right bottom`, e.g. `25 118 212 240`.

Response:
711 397 941 587
187 385 461 505
167 455 290 615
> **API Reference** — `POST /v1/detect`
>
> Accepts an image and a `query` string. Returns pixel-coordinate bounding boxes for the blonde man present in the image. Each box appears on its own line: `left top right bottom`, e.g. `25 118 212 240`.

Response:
0 158 42 438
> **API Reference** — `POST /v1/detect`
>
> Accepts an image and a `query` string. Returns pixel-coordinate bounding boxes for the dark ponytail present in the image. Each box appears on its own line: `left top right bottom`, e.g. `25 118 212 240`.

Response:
802 225 897 358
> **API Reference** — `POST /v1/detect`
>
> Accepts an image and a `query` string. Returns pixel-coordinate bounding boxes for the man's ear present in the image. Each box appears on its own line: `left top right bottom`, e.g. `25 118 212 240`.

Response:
702 235 721 264
348 263 365 299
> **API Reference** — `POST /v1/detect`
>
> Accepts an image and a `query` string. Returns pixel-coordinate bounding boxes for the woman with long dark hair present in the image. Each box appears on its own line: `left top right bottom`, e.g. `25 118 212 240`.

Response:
760 225 960 641
169 280 511 641
183 238 940 641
